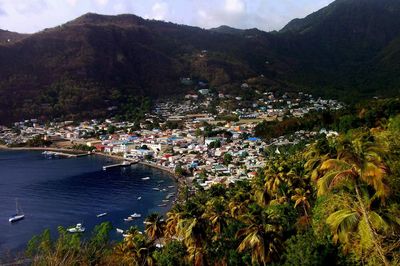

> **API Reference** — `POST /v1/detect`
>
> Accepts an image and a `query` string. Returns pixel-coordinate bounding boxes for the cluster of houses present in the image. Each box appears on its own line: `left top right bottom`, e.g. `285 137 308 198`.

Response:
0 87 342 189
157 90 343 123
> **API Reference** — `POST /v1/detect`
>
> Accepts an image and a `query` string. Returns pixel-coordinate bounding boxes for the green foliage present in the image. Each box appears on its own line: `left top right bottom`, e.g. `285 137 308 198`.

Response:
154 240 188 266
26 135 52 147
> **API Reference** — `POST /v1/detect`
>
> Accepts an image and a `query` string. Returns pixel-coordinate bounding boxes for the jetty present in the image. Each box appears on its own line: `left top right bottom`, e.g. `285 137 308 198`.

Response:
43 150 89 158
102 160 138 171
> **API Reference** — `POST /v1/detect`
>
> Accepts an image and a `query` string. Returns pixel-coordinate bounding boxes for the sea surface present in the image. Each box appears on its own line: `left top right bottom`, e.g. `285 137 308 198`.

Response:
0 150 177 255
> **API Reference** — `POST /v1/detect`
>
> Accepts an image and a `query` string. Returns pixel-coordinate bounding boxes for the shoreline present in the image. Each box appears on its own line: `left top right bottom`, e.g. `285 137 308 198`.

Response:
0 145 185 196
0 145 87 154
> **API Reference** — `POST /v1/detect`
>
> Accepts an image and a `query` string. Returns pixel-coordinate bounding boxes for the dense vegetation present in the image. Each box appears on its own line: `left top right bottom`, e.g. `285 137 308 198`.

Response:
25 99 400 265
1 0 400 122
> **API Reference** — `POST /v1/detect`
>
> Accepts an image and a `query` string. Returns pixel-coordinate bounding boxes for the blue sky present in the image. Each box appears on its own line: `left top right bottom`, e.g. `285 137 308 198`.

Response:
0 0 334 33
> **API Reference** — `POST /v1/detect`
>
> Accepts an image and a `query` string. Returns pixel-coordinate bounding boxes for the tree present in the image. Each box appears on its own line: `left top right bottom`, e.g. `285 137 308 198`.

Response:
145 213 165 242
223 153 233 166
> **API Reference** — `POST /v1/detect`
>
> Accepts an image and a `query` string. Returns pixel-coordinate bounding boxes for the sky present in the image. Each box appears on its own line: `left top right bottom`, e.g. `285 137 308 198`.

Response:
0 0 334 33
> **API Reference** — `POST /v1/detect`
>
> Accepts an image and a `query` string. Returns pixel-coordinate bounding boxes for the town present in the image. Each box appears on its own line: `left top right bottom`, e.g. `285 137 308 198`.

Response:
0 89 342 190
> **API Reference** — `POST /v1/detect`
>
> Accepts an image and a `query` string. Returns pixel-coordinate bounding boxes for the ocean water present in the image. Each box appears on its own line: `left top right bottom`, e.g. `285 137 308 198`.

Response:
0 150 177 255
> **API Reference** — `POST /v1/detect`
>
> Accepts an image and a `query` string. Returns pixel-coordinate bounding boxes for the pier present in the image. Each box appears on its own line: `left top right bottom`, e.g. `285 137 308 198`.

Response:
102 160 138 171
43 151 89 158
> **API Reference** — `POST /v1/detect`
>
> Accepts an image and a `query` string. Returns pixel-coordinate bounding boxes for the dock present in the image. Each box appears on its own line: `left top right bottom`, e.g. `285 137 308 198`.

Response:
102 160 138 171
43 151 89 158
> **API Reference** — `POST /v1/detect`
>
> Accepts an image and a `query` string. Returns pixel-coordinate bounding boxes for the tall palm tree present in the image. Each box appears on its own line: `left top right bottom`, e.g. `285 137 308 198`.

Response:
236 212 282 265
313 132 391 265
165 210 183 240
291 188 311 217
325 191 391 264
145 213 165 241
202 198 229 239
177 217 208 266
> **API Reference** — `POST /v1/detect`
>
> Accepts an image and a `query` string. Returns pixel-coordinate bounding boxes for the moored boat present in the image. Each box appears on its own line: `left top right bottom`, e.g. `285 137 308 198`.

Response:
67 223 85 233
96 212 107 218
131 213 141 218
9 199 24 223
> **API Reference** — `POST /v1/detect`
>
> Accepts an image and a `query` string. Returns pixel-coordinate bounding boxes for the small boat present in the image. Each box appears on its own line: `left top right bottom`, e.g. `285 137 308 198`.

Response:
162 199 170 203
131 213 141 218
152 187 160 191
67 223 85 233
124 217 134 222
158 204 167 207
161 188 167 192
116 228 124 234
141 177 150 180
168 186 175 188
122 161 131 166
157 180 164 183
9 199 24 223
96 212 107 218
137 197 142 200
143 221 151 225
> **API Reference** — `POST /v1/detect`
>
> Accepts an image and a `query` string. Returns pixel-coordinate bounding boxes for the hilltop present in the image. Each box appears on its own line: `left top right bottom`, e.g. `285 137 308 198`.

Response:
0 0 400 123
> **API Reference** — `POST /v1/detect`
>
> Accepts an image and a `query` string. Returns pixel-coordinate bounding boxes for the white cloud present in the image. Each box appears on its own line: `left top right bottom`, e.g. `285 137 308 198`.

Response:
95 0 109 6
224 0 245 14
65 0 78 7
151 1 168 20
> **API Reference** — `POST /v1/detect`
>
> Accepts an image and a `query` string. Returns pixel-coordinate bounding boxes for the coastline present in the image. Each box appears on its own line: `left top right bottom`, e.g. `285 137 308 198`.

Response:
0 145 87 154
0 145 185 201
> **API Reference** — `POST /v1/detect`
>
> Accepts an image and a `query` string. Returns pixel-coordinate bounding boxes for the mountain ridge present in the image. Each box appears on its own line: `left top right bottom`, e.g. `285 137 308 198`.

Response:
0 0 399 123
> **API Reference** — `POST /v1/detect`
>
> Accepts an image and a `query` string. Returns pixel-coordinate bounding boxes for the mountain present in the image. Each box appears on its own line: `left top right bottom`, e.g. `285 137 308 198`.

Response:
277 0 400 98
0 29 28 45
0 0 399 123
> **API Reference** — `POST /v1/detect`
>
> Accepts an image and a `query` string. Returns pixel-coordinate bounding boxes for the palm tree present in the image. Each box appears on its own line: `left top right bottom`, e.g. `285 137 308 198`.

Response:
291 188 311 217
325 191 391 264
165 210 183 240
177 217 208 266
313 132 391 265
145 213 165 242
202 198 229 239
236 212 282 265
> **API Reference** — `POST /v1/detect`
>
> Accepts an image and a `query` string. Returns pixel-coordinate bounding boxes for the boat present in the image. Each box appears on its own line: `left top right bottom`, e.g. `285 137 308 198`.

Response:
131 213 141 218
158 204 167 207
161 188 167 192
116 228 124 234
141 177 150 180
152 187 160 191
67 223 85 233
9 199 24 223
157 180 164 183
124 217 134 222
162 199 170 203
96 212 107 218
137 196 142 200
122 161 131 166
168 186 175 188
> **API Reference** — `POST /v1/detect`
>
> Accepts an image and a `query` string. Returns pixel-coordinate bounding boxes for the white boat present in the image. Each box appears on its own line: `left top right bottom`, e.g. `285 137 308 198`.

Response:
162 199 170 203
168 186 175 188
9 199 24 223
124 217 134 222
67 223 85 233
116 228 124 234
122 161 131 166
152 187 160 191
137 196 142 200
96 212 107 218
141 177 150 180
158 203 167 207
131 213 141 218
